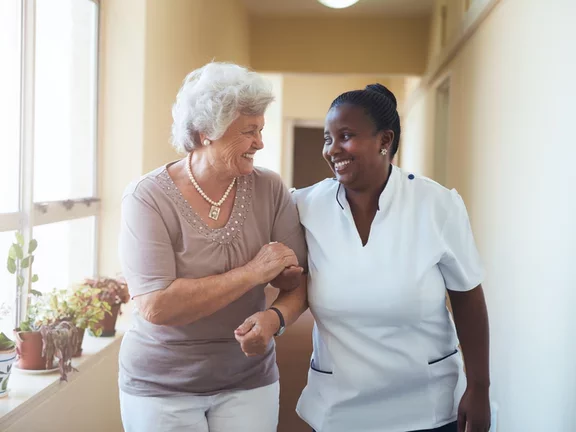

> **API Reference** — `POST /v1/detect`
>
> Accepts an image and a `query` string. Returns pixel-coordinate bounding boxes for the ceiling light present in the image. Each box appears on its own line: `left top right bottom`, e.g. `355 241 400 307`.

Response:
317 0 360 9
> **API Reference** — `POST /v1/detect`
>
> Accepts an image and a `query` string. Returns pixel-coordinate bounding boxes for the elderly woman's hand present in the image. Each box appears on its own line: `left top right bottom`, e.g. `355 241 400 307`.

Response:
234 310 279 357
270 266 303 292
246 242 299 285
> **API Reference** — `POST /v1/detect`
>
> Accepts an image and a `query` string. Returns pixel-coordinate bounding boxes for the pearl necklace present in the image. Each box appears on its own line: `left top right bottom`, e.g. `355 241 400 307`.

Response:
186 152 236 221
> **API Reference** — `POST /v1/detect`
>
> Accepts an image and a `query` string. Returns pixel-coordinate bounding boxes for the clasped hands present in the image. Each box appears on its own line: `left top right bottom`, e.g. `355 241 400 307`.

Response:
235 242 302 357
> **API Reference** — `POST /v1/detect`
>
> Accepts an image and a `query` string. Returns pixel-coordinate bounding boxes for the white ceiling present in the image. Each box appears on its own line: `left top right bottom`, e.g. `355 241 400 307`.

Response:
241 0 435 17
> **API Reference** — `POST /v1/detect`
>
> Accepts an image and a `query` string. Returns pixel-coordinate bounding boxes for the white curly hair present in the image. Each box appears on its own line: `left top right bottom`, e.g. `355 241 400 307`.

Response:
171 62 275 153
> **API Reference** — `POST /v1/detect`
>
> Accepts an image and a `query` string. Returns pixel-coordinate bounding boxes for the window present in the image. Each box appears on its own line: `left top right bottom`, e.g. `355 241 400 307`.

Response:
0 0 100 334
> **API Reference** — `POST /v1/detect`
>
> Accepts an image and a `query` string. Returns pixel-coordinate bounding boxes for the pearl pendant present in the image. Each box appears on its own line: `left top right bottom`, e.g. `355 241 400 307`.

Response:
209 205 221 221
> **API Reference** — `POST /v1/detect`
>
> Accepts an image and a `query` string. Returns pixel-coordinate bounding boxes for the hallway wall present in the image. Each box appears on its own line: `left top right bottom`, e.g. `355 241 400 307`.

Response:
250 15 430 75
401 0 576 430
98 0 251 278
282 74 407 121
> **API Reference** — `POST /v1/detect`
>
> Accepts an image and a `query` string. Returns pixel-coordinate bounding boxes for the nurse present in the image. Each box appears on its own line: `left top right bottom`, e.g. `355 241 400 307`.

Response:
292 84 491 432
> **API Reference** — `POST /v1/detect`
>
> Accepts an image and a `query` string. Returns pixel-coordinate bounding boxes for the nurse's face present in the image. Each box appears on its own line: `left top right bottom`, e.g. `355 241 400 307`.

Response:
323 104 393 189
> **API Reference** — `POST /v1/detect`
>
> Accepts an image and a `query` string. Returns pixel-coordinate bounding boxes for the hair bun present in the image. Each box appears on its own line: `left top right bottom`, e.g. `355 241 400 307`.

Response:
365 83 397 109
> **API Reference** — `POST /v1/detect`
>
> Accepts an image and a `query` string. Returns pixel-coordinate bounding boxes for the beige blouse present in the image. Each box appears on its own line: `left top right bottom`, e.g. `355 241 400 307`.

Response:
118 164 307 397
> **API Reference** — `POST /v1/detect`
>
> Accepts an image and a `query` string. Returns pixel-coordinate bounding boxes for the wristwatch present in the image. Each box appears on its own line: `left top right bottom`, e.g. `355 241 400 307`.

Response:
269 307 286 337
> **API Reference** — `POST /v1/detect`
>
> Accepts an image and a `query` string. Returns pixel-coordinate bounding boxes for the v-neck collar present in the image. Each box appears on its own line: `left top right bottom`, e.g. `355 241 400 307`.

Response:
335 165 399 248
335 164 398 216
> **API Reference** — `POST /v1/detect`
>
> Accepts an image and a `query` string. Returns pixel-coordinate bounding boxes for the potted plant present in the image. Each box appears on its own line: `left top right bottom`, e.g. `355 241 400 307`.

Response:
25 291 81 381
6 234 82 381
0 332 16 397
84 277 129 337
59 284 111 356
39 320 79 381
6 233 51 371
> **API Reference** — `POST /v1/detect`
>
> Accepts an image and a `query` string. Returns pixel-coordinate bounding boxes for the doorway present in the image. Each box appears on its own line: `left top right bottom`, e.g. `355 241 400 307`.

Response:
433 78 451 187
291 126 334 189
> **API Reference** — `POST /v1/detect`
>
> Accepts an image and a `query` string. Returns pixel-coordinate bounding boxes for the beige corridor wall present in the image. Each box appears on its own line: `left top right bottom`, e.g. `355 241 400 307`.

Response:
142 0 251 173
98 0 147 284
99 0 251 278
250 16 430 75
282 74 407 120
402 0 576 430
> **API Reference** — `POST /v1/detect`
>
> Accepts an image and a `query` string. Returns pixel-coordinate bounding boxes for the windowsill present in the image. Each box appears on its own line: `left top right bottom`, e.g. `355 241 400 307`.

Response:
0 305 132 428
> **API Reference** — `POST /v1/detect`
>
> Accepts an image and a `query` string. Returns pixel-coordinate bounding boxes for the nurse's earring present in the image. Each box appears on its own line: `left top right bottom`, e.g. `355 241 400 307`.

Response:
380 148 387 156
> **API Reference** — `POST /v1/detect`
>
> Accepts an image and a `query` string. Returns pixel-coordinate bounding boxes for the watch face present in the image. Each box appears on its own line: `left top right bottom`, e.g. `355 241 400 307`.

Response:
276 326 286 336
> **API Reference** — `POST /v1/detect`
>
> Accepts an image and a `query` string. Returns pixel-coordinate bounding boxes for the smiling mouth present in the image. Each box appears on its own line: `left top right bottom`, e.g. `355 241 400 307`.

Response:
242 153 255 160
333 159 352 171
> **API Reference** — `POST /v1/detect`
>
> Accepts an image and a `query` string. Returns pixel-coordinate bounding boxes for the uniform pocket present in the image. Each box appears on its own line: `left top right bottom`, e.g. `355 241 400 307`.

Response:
311 321 333 373
297 364 336 432
427 349 465 424
310 359 333 375
428 349 458 365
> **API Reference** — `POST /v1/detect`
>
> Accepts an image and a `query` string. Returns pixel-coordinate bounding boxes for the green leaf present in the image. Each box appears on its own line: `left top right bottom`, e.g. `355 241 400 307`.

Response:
7 258 16 274
50 295 58 310
15 232 24 247
31 274 39 283
0 332 15 351
21 257 30 269
28 239 38 254
17 275 24 287
30 289 42 297
9 244 23 260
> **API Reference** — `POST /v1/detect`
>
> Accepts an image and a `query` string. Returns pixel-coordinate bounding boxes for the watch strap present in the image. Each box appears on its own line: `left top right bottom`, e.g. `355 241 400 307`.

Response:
269 307 285 336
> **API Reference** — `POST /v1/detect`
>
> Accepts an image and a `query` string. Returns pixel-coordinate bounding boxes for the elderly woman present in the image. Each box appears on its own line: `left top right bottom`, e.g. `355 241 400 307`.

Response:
242 84 491 432
118 62 307 432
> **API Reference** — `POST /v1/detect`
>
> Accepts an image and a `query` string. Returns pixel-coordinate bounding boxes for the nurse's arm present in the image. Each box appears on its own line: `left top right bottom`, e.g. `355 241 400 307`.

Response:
448 284 491 431
235 275 308 356
269 273 309 326
447 284 490 390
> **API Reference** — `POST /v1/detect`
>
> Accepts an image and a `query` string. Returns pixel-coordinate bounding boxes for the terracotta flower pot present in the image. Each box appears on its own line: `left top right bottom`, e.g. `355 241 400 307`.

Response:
97 304 121 337
73 327 85 358
0 348 17 396
14 330 54 370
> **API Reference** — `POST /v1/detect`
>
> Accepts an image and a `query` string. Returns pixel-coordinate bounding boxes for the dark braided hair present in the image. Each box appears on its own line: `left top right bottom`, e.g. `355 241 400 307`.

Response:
329 83 401 157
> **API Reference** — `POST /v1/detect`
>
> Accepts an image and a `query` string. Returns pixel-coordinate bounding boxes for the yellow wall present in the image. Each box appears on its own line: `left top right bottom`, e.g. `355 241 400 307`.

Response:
250 16 430 75
98 0 251 278
98 0 147 280
402 0 576 430
282 74 407 121
142 0 250 173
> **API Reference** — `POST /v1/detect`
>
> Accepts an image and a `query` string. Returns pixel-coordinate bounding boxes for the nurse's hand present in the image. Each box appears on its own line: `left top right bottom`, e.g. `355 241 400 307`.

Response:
270 266 304 292
457 386 491 432
234 310 279 357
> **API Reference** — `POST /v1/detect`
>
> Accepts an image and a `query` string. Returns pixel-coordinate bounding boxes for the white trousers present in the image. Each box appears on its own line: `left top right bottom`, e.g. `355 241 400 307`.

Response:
120 381 279 432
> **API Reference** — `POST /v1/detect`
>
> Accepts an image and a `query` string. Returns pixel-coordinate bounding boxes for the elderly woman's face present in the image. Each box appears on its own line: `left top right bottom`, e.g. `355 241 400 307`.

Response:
323 104 392 189
210 114 265 177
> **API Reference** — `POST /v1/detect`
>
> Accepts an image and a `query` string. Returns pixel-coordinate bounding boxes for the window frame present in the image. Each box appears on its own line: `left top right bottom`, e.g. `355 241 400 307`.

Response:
0 0 101 327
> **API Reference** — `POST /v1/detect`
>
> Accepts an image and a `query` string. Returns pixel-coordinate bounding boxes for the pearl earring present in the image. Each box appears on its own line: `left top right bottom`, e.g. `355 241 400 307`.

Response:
380 149 387 156
203 139 211 146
